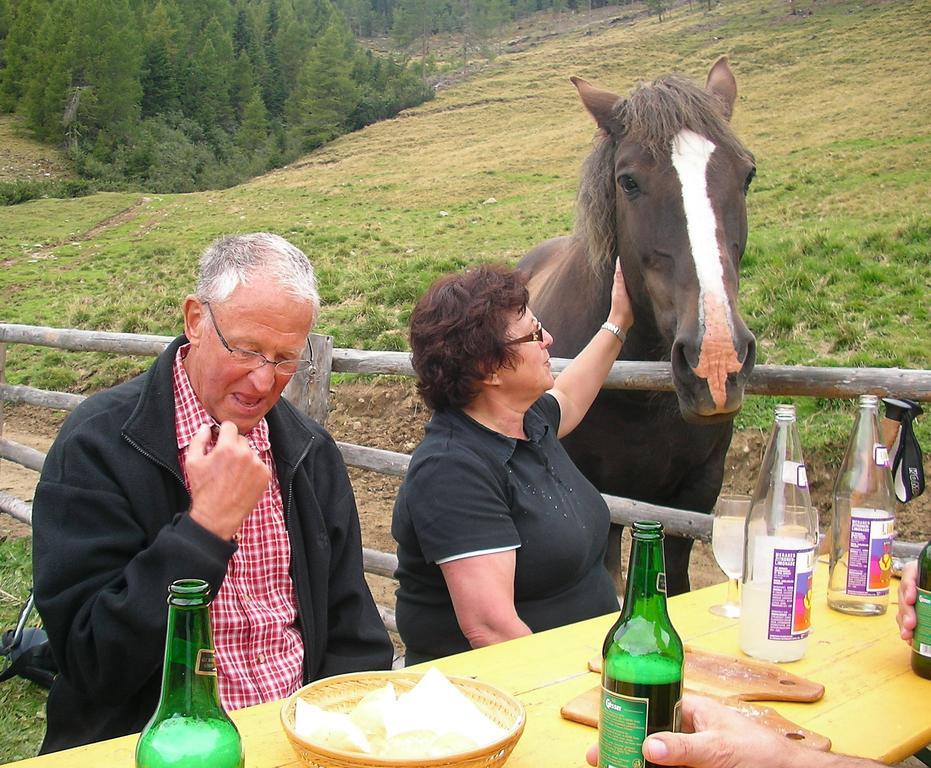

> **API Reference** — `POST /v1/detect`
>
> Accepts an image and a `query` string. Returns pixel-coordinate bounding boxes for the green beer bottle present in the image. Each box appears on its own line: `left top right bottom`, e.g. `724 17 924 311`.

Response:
135 579 244 768
912 540 931 680
599 521 684 768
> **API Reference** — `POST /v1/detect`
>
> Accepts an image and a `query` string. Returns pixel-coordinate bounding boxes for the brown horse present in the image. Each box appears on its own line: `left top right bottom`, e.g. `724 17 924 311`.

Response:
517 58 756 595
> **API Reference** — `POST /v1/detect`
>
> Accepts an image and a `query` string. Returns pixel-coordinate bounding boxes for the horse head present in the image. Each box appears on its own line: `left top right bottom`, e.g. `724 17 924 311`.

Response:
572 57 756 423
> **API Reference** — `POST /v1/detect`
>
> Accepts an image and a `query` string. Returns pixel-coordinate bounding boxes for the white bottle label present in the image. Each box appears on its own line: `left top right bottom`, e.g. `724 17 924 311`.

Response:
873 444 889 467
845 509 894 596
781 461 808 487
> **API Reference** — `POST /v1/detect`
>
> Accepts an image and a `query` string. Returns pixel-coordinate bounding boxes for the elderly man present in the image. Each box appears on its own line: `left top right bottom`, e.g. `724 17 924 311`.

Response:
32 233 392 753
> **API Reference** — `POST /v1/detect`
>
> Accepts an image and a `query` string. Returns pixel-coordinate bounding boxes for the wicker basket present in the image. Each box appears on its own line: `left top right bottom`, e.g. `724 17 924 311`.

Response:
280 670 526 768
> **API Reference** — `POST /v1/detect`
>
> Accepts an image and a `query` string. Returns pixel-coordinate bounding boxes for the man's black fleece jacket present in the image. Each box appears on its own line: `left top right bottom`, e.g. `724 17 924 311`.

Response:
32 335 392 753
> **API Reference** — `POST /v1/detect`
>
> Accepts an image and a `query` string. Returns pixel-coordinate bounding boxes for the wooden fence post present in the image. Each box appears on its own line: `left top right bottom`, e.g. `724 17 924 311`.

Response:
282 333 333 426
0 341 5 458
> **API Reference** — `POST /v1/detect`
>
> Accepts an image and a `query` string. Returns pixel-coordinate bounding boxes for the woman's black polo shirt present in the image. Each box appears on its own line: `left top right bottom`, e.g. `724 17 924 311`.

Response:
392 393 618 664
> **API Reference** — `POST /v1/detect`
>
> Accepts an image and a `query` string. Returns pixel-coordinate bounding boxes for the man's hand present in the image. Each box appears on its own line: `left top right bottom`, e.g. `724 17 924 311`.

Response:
187 422 271 540
897 560 919 642
586 694 883 768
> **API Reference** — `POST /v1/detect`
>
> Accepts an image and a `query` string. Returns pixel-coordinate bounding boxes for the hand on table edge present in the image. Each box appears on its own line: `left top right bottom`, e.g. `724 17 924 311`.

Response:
584 693 884 768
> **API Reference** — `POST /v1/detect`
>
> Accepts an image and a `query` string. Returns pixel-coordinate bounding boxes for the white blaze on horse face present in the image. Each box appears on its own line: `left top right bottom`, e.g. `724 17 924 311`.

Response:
670 128 743 411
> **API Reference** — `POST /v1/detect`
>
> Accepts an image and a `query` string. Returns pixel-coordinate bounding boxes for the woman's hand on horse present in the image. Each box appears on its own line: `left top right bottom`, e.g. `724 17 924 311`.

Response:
607 259 634 332
550 260 634 438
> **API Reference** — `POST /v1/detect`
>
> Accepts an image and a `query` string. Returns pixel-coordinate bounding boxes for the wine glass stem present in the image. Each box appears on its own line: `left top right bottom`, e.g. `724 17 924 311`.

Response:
726 577 739 607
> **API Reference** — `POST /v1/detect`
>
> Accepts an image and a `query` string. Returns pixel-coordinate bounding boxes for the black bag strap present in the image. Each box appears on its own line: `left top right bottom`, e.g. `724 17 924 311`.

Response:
0 591 36 659
0 591 57 689
883 398 925 503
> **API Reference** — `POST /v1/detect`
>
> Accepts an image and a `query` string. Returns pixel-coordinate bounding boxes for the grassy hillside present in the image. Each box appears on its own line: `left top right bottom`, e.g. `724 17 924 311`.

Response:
0 115 73 183
2 1 928 393
2 2 927 421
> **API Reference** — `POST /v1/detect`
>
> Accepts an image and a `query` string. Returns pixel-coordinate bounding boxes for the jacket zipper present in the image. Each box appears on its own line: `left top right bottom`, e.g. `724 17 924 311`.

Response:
284 437 313 681
122 433 188 498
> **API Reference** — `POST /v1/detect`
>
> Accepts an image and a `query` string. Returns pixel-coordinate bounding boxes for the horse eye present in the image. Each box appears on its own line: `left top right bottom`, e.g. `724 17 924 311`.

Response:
618 174 639 195
743 167 756 194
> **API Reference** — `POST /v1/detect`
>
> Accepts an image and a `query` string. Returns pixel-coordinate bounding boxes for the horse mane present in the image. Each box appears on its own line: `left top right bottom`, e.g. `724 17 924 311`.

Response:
575 74 753 270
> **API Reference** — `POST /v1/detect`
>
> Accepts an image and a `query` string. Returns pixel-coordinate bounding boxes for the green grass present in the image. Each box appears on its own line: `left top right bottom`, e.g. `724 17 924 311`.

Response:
0 1 929 759
0 115 73 184
0 537 47 762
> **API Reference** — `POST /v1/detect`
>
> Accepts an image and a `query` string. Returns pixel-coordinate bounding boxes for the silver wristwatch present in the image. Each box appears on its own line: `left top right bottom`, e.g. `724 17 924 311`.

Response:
600 321 626 344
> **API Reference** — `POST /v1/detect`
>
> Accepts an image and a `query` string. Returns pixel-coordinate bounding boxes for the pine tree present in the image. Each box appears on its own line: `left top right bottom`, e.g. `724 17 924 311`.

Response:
231 51 256 121
188 18 234 131
391 0 438 78
274 1 321 97
237 89 268 152
286 14 360 152
233 6 254 55
141 1 181 117
0 0 50 110
261 0 286 116
21 0 75 142
68 0 143 144
646 0 666 21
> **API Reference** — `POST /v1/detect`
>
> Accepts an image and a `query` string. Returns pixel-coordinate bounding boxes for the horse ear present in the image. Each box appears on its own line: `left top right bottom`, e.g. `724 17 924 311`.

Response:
571 76 620 133
705 56 737 121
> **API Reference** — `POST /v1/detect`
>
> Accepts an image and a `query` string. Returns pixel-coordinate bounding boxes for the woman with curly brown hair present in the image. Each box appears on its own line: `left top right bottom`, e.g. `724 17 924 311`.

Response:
392 262 633 664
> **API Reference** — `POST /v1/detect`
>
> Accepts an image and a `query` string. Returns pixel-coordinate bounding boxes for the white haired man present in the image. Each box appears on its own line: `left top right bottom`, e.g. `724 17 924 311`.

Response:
33 233 392 753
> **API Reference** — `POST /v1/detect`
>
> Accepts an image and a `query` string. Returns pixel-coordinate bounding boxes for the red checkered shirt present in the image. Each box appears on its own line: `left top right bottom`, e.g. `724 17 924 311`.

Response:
172 345 304 711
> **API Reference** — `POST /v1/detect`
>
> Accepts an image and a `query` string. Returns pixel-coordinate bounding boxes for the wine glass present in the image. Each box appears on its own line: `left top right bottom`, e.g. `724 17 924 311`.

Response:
709 493 751 618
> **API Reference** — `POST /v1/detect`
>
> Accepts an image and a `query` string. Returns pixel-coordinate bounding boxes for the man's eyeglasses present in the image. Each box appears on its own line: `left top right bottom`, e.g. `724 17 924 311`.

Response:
204 302 316 376
507 319 545 345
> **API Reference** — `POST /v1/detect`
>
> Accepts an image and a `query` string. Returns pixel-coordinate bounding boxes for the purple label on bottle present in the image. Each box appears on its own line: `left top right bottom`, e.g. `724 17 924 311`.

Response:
846 512 894 596
768 547 814 640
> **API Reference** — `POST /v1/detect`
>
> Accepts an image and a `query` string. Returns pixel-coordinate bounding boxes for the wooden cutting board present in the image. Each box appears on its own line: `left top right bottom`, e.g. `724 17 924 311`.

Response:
560 687 832 751
588 646 825 703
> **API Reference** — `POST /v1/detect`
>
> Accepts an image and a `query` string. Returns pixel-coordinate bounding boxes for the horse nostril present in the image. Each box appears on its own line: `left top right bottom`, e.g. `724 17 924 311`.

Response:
741 335 757 369
671 338 697 372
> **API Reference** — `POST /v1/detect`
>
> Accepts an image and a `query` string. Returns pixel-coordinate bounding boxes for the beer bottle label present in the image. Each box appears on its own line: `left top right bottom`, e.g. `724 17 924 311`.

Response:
768 546 814 641
195 648 218 676
845 510 894 597
598 688 647 768
915 588 931 658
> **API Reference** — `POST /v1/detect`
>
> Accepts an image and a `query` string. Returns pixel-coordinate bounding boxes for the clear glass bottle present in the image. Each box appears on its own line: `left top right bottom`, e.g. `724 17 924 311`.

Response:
739 404 818 663
912 540 931 680
136 579 244 768
828 395 896 615
599 521 684 768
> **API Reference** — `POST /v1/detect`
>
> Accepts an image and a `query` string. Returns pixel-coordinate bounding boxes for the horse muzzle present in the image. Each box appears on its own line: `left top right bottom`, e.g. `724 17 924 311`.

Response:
671 330 756 423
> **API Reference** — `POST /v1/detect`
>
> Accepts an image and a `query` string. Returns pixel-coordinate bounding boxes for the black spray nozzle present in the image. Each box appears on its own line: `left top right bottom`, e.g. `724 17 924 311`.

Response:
881 397 923 423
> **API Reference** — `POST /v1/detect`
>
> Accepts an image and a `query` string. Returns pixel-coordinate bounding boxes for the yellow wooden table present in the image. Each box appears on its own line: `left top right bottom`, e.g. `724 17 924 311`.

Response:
6 565 929 767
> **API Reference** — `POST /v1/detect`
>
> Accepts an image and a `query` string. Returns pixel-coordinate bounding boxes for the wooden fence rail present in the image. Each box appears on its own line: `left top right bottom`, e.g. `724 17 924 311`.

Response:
2 324 931 400
2 321 928 615
0 432 718 542
2 436 924 561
